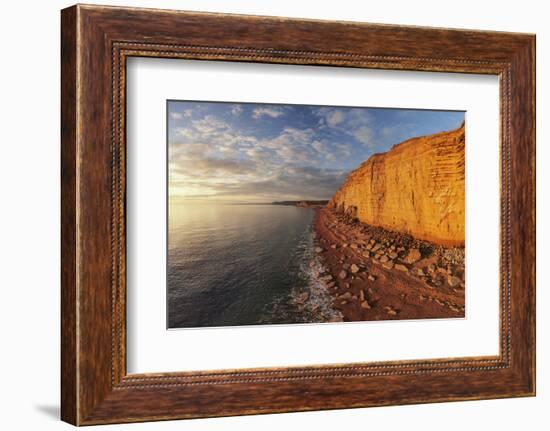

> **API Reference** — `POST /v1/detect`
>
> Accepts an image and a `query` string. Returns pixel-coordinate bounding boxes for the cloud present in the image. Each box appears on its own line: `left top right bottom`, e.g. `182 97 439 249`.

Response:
231 105 243 116
172 164 347 201
325 110 345 127
167 104 376 201
174 157 257 176
352 126 372 146
170 109 194 120
252 107 284 119
316 107 374 148
168 119 351 201
192 115 229 134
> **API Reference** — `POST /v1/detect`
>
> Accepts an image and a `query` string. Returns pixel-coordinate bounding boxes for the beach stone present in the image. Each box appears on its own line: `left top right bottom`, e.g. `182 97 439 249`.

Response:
326 282 336 289
350 264 360 274
379 255 389 263
382 261 395 270
389 252 398 259
339 292 352 300
350 244 358 250
368 274 376 281
395 264 408 272
330 244 337 249
428 264 436 273
403 248 421 264
343 263 350 270
371 243 382 252
361 300 371 310
385 306 398 316
315 247 323 253
447 275 461 287
366 243 373 251
363 251 371 258
359 290 365 301
342 243 349 248
415 268 425 276
338 270 348 279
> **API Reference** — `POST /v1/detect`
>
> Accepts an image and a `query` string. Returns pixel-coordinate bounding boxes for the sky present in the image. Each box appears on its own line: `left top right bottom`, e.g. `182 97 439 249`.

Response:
168 101 464 203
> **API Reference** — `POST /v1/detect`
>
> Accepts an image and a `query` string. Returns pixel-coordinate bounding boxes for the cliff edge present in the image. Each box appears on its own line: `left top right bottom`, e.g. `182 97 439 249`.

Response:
328 123 465 246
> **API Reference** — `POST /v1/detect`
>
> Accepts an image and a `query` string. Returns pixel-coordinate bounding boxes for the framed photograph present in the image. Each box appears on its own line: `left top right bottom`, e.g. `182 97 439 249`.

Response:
61 4 536 425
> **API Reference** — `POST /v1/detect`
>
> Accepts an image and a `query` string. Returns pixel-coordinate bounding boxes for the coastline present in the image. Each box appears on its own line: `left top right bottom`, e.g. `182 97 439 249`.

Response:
310 207 465 322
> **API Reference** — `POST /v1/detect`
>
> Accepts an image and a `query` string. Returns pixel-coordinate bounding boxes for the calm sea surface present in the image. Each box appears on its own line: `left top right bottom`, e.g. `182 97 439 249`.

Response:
168 203 338 328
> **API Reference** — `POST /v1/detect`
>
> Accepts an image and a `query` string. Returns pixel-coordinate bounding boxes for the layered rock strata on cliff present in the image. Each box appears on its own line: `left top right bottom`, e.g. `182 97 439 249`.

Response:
328 123 465 246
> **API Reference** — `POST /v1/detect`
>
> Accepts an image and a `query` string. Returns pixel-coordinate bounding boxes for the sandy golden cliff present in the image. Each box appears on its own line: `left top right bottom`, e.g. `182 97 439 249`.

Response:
328 123 465 246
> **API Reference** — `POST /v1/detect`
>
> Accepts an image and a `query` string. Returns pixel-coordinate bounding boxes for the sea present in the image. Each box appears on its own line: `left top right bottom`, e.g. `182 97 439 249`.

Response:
167 202 341 329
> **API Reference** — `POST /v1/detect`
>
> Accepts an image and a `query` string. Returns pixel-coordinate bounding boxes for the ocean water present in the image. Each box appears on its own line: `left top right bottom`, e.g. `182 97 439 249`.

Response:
167 202 339 328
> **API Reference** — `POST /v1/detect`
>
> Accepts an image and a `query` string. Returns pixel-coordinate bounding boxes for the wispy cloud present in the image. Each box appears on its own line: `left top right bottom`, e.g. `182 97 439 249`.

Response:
316 107 374 148
252 107 284 119
324 109 345 127
231 104 243 116
352 126 372 146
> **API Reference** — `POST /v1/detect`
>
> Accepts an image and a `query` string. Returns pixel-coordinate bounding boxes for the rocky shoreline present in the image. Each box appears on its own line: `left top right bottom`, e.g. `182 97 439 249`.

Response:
310 207 465 322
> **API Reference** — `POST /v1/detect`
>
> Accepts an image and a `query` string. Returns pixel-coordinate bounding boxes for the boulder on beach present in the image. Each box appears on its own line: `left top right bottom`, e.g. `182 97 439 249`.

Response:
395 263 408 272
447 275 461 287
403 248 421 264
382 261 395 270
361 300 371 309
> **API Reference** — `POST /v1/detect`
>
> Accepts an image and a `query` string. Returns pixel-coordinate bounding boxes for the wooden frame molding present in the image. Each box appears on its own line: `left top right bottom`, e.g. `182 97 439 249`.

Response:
61 4 535 425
